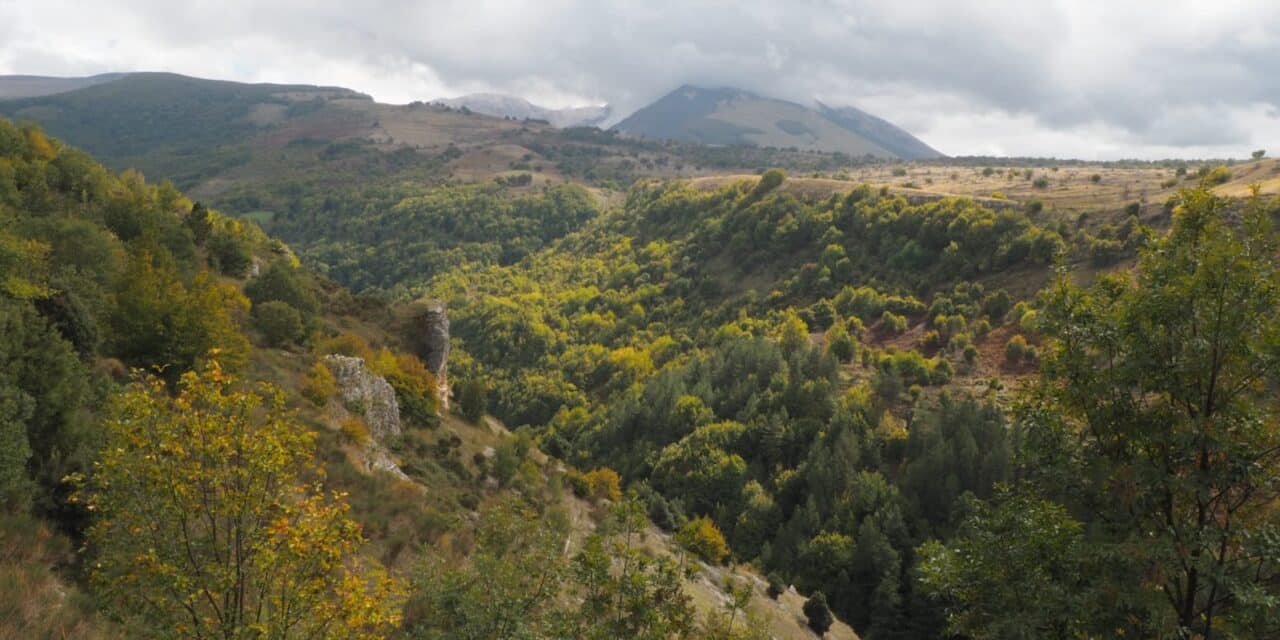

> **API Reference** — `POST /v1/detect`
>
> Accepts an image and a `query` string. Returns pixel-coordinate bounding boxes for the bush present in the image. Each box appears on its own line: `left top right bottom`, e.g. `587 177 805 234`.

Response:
340 416 370 445
244 262 319 315
1201 165 1232 186
253 300 305 347
1088 236 1124 266
803 591 834 634
981 290 1012 322
584 467 622 503
676 516 729 564
929 358 954 385
750 168 786 198
880 310 908 334
1005 335 1029 363
1032 176 1050 189
825 322 856 362
647 494 676 531
766 572 786 600
301 360 336 405
207 230 252 277
457 378 487 423
922 330 943 351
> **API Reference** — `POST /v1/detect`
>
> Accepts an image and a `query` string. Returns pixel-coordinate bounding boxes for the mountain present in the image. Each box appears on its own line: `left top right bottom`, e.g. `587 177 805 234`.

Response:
0 72 370 162
613 85 943 160
434 92 610 128
0 72 128 99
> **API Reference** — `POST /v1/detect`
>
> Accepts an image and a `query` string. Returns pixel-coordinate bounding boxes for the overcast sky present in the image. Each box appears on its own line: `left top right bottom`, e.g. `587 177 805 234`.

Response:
1 0 1277 159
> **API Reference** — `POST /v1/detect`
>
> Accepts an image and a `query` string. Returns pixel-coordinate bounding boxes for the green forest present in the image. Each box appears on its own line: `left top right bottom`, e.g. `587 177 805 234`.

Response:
2 115 1279 640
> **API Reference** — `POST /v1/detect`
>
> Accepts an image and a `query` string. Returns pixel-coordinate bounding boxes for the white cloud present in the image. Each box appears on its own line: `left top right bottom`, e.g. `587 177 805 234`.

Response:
1 0 1277 159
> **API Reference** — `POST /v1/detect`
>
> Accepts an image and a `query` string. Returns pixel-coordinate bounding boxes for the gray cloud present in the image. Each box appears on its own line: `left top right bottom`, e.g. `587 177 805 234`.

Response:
1 0 1277 159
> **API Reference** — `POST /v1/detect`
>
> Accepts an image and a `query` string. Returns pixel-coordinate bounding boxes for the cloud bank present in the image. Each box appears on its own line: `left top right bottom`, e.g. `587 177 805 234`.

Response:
2 0 1277 159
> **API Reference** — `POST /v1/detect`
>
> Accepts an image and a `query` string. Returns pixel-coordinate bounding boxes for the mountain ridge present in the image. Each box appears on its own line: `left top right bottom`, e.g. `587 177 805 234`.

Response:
434 92 610 128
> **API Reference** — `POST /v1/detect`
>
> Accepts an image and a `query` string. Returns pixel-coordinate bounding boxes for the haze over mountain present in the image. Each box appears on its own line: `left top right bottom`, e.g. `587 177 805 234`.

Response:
434 93 610 128
614 85 942 160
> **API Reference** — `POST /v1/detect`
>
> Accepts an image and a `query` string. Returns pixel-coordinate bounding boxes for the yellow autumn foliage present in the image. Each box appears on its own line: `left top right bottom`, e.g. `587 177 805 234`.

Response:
79 362 401 638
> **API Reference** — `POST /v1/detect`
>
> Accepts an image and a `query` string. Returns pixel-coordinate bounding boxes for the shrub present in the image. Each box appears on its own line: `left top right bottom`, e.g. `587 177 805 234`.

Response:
1006 335 1029 363
1088 236 1124 266
207 230 252 277
825 322 856 362
922 330 943 351
457 378 487 423
981 290 1012 322
314 332 374 361
1090 174 1102 183
244 262 319 315
766 572 786 600
803 591 834 634
301 360 336 405
566 469 590 499
973 318 992 337
880 310 908 334
750 168 786 198
253 300 304 347
584 467 622 503
676 516 729 564
1032 176 1050 189
647 494 676 531
340 416 370 445
1201 165 1232 186
929 358 954 385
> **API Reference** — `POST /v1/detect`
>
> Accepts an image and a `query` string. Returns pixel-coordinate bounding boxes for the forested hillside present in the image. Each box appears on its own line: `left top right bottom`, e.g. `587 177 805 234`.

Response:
323 167 1277 638
0 120 870 639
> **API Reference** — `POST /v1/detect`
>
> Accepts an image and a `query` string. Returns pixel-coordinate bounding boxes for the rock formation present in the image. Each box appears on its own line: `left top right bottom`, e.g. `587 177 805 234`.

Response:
421 301 450 409
324 354 401 440
323 354 405 477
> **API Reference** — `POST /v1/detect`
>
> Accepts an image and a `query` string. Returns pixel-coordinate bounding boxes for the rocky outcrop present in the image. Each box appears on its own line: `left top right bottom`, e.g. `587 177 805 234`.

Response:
421 301 450 409
324 354 401 441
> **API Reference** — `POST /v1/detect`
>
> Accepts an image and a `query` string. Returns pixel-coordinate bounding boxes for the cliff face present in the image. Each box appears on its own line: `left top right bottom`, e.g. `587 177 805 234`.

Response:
421 301 450 409
325 354 401 441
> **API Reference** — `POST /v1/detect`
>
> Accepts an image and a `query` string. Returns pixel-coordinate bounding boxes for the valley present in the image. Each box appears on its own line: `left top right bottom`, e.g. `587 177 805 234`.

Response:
1 65 1278 640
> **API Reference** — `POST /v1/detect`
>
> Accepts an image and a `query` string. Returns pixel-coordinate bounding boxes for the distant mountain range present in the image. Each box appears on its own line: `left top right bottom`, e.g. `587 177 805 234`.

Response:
433 93 610 128
613 85 942 160
0 72 941 162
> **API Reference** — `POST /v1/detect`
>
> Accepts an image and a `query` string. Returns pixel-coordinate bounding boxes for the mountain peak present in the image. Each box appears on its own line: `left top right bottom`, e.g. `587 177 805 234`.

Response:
614 85 942 160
